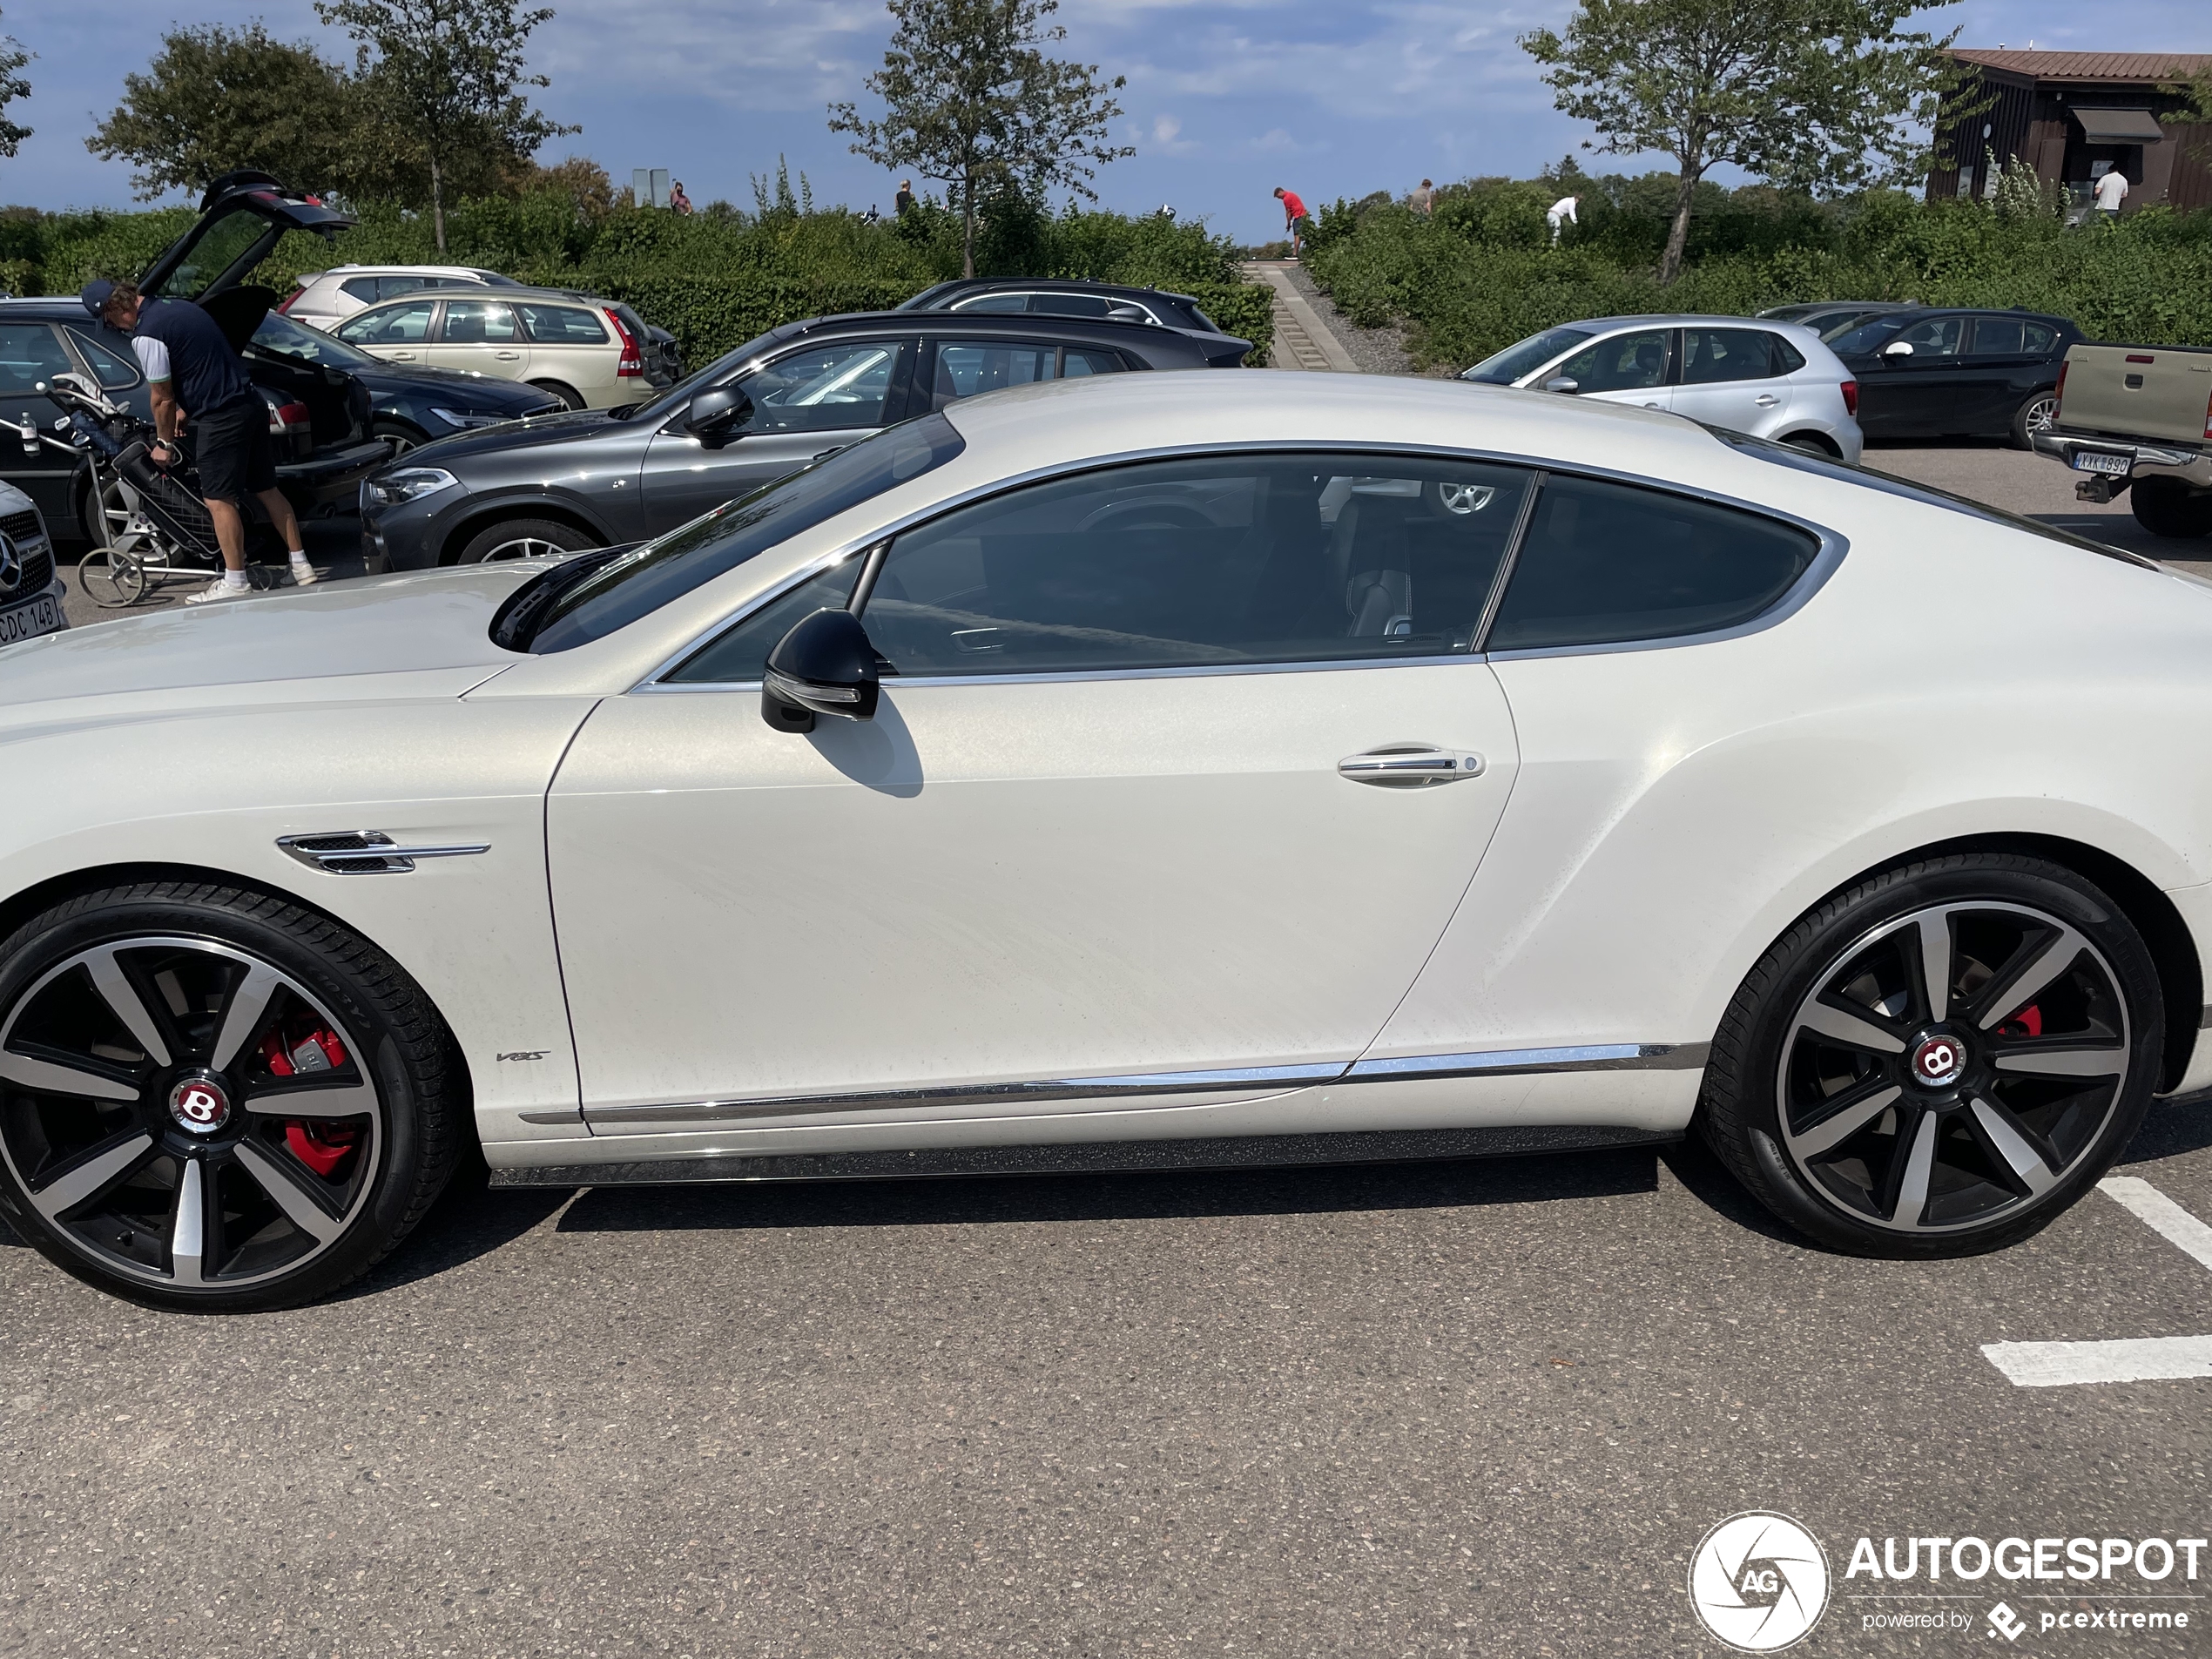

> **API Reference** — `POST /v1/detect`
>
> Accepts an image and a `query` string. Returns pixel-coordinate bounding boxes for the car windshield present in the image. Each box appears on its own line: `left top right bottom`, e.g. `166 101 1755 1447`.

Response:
520 413 968 652
249 311 379 370
617 326 795 423
1828 317 1911 355
1461 327 1597 385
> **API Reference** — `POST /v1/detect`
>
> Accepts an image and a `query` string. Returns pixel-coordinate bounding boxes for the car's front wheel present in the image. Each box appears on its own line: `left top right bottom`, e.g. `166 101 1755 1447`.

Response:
453 516 599 564
0 881 462 1310
1700 853 2160 1257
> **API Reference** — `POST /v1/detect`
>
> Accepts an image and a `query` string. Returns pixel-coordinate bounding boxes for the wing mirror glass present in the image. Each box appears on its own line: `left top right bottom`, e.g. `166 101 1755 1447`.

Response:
685 384 753 444
1882 340 1914 359
1541 375 1579 394
761 607 880 732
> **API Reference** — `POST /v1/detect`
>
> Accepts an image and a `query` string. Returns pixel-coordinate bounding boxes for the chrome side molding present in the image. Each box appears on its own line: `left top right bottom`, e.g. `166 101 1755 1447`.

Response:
277 831 491 875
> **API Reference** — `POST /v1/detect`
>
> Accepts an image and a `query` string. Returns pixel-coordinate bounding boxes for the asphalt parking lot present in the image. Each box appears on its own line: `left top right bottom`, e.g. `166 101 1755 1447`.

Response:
9 437 2212 1657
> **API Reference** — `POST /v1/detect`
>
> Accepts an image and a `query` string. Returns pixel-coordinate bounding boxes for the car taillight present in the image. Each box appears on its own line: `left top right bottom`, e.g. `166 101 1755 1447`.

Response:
2055 359 2067 420
277 287 305 314
2204 387 2212 442
604 307 643 377
1839 379 1857 417
268 400 310 435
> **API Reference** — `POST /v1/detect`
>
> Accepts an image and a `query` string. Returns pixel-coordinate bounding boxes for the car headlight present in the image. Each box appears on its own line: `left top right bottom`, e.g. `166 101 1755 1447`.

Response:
428 407 509 430
368 466 460 506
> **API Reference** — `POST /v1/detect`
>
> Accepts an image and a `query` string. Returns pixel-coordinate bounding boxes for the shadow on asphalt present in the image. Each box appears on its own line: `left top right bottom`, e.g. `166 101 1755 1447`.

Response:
2118 1090 2212 1166
553 1143 1662 1235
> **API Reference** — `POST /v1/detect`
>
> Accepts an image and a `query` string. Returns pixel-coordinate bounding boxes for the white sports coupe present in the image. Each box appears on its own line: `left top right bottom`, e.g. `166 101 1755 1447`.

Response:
2 374 2205 1309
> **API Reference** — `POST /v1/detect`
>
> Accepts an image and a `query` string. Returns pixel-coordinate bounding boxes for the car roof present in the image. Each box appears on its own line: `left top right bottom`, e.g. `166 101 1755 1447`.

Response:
793 308 1243 349
1568 314 1824 331
320 264 502 279
344 285 608 310
912 277 1202 303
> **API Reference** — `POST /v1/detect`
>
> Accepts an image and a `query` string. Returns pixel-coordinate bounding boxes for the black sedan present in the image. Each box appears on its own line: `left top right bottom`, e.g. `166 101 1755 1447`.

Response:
898 279 1226 334
361 307 1251 570
248 313 561 453
1828 307 2082 448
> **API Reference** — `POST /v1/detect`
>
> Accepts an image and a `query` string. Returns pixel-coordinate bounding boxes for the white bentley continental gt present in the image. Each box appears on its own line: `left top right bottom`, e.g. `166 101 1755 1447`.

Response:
1 373 2206 1308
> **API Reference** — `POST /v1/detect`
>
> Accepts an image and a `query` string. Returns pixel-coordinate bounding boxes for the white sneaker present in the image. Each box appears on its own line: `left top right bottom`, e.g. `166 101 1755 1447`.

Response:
288 559 321 587
184 575 252 605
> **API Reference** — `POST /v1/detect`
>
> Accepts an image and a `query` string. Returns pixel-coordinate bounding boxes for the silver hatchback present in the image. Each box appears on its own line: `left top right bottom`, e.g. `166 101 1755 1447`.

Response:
1462 315 1864 463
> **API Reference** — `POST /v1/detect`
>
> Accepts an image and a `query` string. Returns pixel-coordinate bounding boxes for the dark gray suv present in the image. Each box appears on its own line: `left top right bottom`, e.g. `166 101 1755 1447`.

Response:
361 308 1250 570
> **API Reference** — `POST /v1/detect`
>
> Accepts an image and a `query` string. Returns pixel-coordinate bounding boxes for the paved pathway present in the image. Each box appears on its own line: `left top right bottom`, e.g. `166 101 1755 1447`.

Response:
1239 261 1359 373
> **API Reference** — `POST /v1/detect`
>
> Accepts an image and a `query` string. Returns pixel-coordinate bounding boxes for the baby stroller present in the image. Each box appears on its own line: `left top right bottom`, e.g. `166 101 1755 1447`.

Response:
32 374 287 608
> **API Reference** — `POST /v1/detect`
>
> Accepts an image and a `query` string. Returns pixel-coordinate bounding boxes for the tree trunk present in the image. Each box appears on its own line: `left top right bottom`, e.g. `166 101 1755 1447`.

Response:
430 152 448 256
1659 164 1698 285
961 172 975 279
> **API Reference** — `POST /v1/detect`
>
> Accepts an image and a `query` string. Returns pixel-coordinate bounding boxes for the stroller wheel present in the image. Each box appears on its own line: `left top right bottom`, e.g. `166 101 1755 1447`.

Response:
78 546 147 608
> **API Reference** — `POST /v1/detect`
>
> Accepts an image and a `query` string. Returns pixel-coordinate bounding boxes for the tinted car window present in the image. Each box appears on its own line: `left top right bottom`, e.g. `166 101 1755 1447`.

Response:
1484 475 1817 651
1030 293 1115 318
1891 316 1966 357
248 313 380 370
1556 329 1670 393
0 323 75 395
1062 349 1125 378
1681 328 1782 385
675 453 1534 681
338 301 435 345
1770 336 1807 374
67 327 142 389
1463 326 1596 385
1971 318 2059 355
950 293 1030 314
340 276 381 304
743 341 907 433
931 342 1057 404
441 300 522 343
530 413 967 654
517 304 609 344
1828 318 1906 354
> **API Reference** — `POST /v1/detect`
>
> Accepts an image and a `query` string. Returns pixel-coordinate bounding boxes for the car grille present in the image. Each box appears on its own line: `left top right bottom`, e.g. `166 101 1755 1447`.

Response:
0 508 51 597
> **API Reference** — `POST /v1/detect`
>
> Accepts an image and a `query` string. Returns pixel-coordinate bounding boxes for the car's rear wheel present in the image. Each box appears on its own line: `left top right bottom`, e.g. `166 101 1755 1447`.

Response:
452 516 599 564
0 882 462 1310
1782 433 1838 458
2009 390 2060 450
2130 477 2212 539
1700 853 2159 1257
527 380 585 411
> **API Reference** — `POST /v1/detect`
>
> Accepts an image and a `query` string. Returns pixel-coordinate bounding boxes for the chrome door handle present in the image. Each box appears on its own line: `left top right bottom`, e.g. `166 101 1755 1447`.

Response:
1339 746 1484 787
1754 394 1779 407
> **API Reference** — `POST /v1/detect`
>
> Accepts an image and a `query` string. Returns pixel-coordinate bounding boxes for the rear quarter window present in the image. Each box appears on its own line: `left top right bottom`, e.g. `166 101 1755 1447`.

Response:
519 304 610 345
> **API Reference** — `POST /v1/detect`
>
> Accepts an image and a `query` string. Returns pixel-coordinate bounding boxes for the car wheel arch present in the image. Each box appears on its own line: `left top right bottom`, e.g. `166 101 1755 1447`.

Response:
436 501 609 566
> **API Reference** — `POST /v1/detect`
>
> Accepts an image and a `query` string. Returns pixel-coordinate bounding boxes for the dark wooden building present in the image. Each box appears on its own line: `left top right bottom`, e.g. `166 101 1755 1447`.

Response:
1925 50 2212 213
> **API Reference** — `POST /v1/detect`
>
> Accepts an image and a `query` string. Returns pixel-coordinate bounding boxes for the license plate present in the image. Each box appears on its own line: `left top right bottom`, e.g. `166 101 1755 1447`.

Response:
2073 449 2133 476
0 590 63 645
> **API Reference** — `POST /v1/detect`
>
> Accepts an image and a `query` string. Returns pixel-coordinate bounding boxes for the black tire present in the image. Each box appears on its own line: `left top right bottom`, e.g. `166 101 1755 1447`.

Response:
0 880 462 1311
451 516 598 565
1699 853 2161 1258
1782 433 1838 458
2130 477 2212 540
527 380 585 411
2009 388 2061 451
373 419 426 458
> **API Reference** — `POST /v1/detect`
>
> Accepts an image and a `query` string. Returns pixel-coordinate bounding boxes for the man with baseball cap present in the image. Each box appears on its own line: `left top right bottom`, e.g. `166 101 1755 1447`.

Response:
80 277 315 604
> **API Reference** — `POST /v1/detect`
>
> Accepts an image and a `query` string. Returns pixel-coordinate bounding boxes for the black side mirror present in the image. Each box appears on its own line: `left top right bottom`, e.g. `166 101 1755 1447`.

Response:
685 385 752 445
761 608 880 732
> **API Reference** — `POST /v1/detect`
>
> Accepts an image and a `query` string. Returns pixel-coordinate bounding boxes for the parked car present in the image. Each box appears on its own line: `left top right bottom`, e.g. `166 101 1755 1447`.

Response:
899 279 1227 333
1460 315 1863 462
1826 307 2080 448
3 371 2203 1308
331 287 671 410
2032 341 2212 539
361 307 1251 570
0 475 64 644
1757 300 1922 343
248 313 562 455
279 264 527 330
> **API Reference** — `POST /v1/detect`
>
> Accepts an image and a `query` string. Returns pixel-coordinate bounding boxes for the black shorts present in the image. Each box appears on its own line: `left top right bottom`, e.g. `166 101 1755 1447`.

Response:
191 395 277 503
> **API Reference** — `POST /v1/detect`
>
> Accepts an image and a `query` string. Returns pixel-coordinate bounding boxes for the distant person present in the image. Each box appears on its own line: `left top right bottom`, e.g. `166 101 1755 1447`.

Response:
2094 166 2128 218
669 180 694 215
895 179 915 215
81 278 314 604
1274 185 1310 259
1412 179 1433 216
1157 202 1175 218
1547 193 1579 243
861 204 880 226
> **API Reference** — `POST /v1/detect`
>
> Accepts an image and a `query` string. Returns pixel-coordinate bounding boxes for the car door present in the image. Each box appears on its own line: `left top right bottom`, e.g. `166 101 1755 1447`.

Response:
638 337 914 535
1544 327 1673 412
916 337 1127 413
1961 316 2059 435
0 321 88 526
427 298 529 382
333 299 436 366
545 449 1533 1126
514 302 611 405
1852 314 1969 437
1668 327 1793 435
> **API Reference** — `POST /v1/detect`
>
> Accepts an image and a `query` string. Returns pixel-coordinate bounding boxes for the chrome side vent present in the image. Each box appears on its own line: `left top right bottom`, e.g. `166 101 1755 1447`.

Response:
277 831 490 875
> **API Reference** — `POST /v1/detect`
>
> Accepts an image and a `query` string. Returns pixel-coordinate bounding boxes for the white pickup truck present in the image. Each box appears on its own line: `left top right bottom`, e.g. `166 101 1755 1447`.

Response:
2033 341 2212 540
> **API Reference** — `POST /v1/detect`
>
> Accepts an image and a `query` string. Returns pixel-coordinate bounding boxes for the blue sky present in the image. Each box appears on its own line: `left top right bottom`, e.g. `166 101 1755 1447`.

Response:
6 0 2211 241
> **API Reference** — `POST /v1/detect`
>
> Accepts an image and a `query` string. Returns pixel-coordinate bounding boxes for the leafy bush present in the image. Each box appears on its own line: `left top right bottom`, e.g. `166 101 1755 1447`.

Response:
1305 175 2212 369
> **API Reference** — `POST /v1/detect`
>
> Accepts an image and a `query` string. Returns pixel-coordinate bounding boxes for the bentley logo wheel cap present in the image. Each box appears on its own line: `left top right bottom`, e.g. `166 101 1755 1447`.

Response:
167 1072 233 1135
1911 1034 1966 1089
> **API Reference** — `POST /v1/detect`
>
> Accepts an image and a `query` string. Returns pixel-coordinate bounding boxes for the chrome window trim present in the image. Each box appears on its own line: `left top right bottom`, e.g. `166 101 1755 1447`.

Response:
634 438 1851 693
572 1042 1710 1126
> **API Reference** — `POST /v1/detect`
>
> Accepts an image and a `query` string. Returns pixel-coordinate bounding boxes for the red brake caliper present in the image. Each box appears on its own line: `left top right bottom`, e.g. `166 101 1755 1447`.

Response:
1998 1005 2044 1040
260 1027 361 1177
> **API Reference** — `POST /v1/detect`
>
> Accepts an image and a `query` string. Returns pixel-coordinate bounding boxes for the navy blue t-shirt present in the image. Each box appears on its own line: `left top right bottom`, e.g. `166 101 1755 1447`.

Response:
132 296 253 415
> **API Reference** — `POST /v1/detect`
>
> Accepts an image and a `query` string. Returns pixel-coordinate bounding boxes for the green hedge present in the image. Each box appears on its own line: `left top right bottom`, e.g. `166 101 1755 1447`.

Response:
1305 181 2212 370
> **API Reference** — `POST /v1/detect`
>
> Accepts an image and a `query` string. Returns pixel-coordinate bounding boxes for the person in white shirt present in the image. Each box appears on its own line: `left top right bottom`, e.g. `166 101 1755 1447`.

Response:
1547 194 1579 243
2094 167 2128 218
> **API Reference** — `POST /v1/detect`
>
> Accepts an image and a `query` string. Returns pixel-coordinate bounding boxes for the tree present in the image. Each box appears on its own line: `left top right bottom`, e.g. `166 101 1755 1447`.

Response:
0 10 29 164
2161 64 2212 125
315 0 574 253
829 0 1134 279
1521 0 1965 282
86 24 357 201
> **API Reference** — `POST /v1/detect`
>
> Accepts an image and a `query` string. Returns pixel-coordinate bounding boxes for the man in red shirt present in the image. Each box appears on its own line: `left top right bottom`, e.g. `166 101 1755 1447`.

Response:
1273 185 1310 259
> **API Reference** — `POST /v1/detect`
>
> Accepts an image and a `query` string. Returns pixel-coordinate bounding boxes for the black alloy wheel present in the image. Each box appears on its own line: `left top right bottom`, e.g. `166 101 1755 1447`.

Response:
0 883 460 1309
1701 853 2160 1256
526 380 585 412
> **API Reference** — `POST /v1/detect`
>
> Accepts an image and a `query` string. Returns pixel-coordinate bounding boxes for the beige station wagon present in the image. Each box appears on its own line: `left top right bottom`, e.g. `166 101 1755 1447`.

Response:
328 286 658 410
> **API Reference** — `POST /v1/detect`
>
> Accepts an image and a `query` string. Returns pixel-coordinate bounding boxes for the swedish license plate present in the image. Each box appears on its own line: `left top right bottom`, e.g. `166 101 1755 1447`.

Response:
2072 449 2133 476
0 590 63 645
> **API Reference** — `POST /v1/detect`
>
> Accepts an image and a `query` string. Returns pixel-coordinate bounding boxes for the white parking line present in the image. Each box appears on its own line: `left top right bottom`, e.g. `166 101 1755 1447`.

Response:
1982 1335 2212 1387
1979 1177 2212 1387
